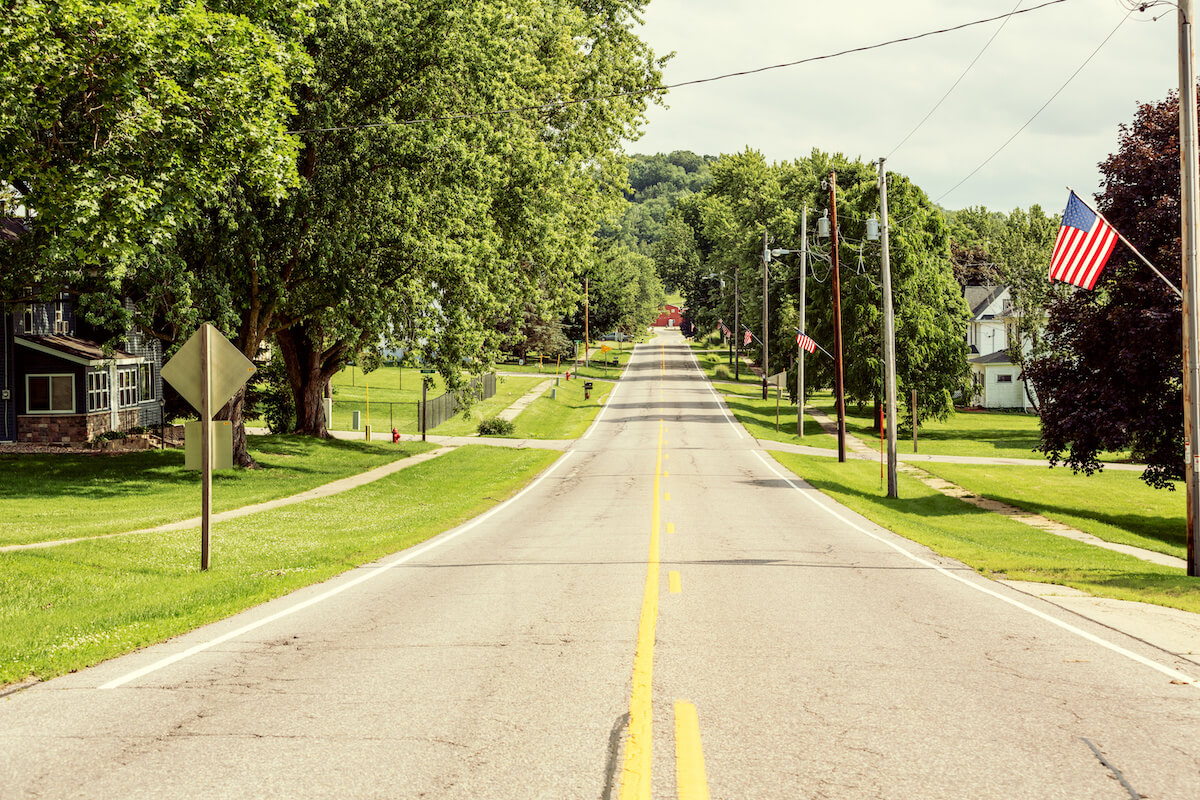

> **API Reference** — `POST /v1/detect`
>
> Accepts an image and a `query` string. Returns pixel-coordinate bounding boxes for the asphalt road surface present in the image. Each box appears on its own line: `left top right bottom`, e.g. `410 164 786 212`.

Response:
3 329 1199 799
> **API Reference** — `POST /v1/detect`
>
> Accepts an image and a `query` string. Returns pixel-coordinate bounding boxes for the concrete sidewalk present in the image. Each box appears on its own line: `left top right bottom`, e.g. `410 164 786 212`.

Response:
496 378 553 422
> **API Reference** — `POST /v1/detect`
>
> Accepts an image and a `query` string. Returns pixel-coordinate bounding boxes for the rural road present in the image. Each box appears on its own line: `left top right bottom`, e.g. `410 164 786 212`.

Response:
3 329 1199 799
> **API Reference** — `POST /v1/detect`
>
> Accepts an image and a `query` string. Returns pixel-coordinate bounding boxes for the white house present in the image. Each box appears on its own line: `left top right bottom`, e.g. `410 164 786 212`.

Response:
963 285 1036 410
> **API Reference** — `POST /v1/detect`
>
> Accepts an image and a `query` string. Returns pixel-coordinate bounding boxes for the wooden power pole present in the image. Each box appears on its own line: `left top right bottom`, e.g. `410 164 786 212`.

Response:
830 171 847 463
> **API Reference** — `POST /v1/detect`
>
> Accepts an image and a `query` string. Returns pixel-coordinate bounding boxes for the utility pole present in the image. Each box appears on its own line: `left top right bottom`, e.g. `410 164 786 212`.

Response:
734 267 741 381
1181 0 1200 576
798 205 808 438
830 171 847 462
878 158 898 498
762 230 770 400
584 277 590 368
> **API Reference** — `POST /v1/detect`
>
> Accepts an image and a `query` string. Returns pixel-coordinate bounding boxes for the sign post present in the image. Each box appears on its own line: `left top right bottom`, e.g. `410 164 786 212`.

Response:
767 371 788 432
419 369 435 441
161 323 256 570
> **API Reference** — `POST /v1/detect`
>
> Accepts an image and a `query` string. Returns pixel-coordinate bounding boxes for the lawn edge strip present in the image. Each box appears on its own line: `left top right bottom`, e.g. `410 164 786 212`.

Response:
1 446 565 689
0 446 457 554
766 450 1199 616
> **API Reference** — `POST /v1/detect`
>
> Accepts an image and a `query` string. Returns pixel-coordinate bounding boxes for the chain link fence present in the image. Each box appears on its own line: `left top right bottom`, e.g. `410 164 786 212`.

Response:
418 373 497 430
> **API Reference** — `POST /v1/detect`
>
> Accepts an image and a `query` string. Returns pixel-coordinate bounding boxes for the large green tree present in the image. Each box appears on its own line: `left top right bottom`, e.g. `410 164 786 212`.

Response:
168 0 663 457
1027 92 1187 488
0 0 309 303
671 148 970 424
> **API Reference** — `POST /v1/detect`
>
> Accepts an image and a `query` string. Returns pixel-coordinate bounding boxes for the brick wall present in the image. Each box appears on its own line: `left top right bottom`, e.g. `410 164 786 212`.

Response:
17 409 139 443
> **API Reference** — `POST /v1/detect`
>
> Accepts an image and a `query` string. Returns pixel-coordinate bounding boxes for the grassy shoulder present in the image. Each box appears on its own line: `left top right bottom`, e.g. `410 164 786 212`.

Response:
918 461 1186 560
506 380 614 439
0 445 560 687
688 336 764 386
770 452 1198 614
0 436 438 547
715 381 838 448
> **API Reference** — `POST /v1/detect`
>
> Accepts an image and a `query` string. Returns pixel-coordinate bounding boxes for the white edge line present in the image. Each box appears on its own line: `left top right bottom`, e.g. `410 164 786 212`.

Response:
99 450 575 689
751 450 1197 687
686 343 744 438
581 373 622 440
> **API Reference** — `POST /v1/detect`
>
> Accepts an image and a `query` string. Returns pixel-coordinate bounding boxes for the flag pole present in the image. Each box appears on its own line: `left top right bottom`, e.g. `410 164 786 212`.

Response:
794 329 834 360
1067 186 1183 299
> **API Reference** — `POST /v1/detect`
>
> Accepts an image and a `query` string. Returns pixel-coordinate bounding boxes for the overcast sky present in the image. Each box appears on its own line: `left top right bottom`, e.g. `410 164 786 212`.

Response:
628 0 1179 213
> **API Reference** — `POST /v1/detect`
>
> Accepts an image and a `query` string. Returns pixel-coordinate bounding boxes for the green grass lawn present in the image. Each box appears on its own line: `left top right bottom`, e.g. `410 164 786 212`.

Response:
433 376 548 435
0 446 560 687
919 462 1186 560
806 393 1046 460
688 337 763 386
0 436 437 547
506 380 614 439
715 381 837 448
770 452 1198 614
329 373 544 435
804 397 1132 463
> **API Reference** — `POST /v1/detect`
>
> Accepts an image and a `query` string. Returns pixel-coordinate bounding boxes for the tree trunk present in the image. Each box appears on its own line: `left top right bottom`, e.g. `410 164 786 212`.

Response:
215 386 257 469
277 323 350 437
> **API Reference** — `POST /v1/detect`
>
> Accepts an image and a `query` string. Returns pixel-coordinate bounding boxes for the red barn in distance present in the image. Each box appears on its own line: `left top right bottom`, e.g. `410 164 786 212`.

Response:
652 304 683 328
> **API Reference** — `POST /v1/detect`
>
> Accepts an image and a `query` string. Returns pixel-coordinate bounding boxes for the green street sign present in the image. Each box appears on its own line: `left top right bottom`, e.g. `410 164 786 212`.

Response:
420 369 436 374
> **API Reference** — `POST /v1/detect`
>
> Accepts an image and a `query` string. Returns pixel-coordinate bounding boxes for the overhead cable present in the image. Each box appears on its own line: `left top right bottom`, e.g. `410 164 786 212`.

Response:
286 0 1071 136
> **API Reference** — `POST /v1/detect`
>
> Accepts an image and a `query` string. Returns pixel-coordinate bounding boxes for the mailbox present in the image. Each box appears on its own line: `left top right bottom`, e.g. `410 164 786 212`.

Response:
584 381 594 400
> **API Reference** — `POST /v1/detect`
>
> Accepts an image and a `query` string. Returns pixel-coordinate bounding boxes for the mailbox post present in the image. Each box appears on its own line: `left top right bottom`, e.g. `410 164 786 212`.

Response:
584 381 594 400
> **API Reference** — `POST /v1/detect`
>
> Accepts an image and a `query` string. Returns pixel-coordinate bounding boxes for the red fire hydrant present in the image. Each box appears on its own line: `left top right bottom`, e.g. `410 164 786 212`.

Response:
392 427 400 444
565 370 571 381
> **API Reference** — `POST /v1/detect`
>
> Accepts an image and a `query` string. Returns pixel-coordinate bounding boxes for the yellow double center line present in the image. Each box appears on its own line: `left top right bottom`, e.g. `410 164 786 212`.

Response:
620 421 664 800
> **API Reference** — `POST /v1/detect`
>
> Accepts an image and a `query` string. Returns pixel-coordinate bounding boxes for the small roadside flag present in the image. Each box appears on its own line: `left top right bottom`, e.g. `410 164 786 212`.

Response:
1049 190 1119 291
796 331 817 354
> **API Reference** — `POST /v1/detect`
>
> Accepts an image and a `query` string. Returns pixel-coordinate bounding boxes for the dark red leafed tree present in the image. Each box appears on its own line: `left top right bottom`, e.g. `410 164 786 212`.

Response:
1026 92 1186 488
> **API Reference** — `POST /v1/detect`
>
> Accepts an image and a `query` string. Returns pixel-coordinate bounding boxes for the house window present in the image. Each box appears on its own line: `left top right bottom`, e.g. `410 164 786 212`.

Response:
117 366 138 407
87 371 110 412
22 305 32 334
27 374 74 413
996 373 1013 383
138 362 155 402
53 299 66 334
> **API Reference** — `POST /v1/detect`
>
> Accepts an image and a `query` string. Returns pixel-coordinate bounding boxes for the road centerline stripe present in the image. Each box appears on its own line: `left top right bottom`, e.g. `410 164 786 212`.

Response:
669 571 682 594
674 700 711 800
619 422 664 800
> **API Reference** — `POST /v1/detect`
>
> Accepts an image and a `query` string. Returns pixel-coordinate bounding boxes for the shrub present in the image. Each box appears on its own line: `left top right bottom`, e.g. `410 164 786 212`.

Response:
713 365 732 381
94 430 127 441
477 417 515 436
244 349 296 433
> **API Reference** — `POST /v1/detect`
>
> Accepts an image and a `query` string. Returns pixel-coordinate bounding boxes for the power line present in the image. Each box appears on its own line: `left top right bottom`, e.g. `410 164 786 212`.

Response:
888 0 1026 159
933 5 1135 204
286 0 1071 136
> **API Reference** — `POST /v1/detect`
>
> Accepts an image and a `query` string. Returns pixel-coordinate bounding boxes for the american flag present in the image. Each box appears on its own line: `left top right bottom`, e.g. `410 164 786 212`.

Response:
1049 191 1119 290
796 331 817 354
743 329 752 346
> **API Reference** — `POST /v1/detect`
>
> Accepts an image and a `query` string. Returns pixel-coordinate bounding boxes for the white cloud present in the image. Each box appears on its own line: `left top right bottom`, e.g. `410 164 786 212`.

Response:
629 0 1179 212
